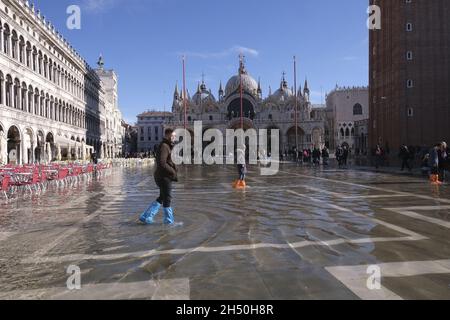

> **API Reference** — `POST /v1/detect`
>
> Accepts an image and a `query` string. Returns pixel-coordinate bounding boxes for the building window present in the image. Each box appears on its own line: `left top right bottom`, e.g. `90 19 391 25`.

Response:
353 103 363 115
407 79 414 88
407 51 413 60
406 23 413 32
407 107 414 117
269 114 273 120
209 116 213 121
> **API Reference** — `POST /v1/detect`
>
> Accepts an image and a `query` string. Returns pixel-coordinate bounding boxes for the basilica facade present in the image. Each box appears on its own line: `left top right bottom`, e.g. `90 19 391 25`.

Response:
0 0 123 165
167 60 327 154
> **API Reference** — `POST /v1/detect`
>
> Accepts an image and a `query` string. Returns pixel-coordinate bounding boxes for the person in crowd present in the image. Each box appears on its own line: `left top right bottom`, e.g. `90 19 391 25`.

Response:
312 148 321 166
399 145 412 172
336 146 344 168
343 146 349 167
322 147 330 166
421 153 430 177
429 143 442 185
374 145 383 170
438 141 449 183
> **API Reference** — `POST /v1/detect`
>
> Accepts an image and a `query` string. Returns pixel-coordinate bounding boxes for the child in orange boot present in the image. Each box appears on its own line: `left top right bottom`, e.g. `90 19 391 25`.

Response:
430 144 442 185
233 146 247 189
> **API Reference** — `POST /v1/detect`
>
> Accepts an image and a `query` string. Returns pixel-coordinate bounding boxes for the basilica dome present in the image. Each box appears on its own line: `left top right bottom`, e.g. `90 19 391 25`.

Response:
225 62 258 97
272 76 294 102
192 82 216 105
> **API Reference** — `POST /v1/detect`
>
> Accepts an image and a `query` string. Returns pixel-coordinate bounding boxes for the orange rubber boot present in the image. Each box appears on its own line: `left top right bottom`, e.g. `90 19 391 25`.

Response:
435 175 443 185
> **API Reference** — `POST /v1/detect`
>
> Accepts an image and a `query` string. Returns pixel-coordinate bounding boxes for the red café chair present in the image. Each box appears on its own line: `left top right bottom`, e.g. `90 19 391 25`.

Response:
38 170 48 193
10 169 37 195
1 175 11 199
56 168 69 187
70 166 82 183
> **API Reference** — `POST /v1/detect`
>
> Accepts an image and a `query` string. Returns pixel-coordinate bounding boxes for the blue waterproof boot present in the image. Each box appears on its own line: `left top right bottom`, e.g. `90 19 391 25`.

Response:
139 201 161 225
163 207 175 225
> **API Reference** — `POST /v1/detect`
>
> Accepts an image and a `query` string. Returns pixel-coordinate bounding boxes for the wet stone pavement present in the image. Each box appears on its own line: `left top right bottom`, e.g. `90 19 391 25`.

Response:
0 163 450 300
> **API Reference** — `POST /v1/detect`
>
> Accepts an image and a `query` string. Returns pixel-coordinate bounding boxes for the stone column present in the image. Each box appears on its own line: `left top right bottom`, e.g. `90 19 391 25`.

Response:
31 139 35 164
22 137 28 165
8 35 12 57
0 132 7 165
1 78 5 106
17 84 22 110
23 88 27 112
0 29 3 55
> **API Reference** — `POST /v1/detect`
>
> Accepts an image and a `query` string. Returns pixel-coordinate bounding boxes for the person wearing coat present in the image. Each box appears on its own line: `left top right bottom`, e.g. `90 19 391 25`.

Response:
438 142 449 183
429 144 442 185
140 128 179 225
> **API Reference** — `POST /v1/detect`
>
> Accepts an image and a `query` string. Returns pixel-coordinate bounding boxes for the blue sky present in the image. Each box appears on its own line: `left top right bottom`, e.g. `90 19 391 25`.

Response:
34 0 369 124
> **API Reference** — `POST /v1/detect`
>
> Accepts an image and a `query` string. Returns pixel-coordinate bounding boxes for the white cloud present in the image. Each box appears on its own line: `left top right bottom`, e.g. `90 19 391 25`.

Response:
180 45 260 59
83 0 121 13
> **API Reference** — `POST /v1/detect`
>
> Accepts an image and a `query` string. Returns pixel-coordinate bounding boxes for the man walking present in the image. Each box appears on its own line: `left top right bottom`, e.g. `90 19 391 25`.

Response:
438 142 449 183
399 145 412 172
140 128 179 225
374 145 383 170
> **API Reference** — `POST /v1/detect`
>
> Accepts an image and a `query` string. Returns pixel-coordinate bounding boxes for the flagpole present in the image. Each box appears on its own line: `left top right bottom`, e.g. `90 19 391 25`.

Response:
182 55 187 130
294 56 298 152
239 54 244 130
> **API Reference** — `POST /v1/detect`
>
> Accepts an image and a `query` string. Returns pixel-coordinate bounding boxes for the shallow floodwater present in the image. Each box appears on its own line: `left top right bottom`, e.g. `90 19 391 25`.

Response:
0 163 449 300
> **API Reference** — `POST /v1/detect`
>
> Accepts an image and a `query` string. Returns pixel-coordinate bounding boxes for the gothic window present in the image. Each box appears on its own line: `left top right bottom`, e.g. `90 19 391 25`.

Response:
353 103 363 115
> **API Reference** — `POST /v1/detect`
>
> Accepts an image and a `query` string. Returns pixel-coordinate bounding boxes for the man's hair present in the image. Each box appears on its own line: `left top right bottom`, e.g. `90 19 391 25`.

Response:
165 128 174 137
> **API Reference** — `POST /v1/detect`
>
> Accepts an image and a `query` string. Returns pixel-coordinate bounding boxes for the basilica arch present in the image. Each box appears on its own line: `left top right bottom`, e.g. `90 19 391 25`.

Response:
311 127 324 149
286 126 306 151
225 93 257 121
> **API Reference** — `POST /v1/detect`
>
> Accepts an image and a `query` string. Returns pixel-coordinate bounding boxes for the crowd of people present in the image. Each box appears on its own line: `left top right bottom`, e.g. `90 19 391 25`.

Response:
138 134 449 227
280 147 331 166
373 142 449 184
124 151 156 160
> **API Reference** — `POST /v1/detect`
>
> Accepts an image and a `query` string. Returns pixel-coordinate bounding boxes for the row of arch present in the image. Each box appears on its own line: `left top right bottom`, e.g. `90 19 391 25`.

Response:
0 122 116 164
0 19 85 100
0 70 100 134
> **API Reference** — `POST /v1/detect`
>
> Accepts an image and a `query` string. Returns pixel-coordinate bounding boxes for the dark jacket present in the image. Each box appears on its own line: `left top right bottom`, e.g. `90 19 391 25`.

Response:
430 147 439 168
155 139 178 181
438 148 449 170
399 146 410 160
